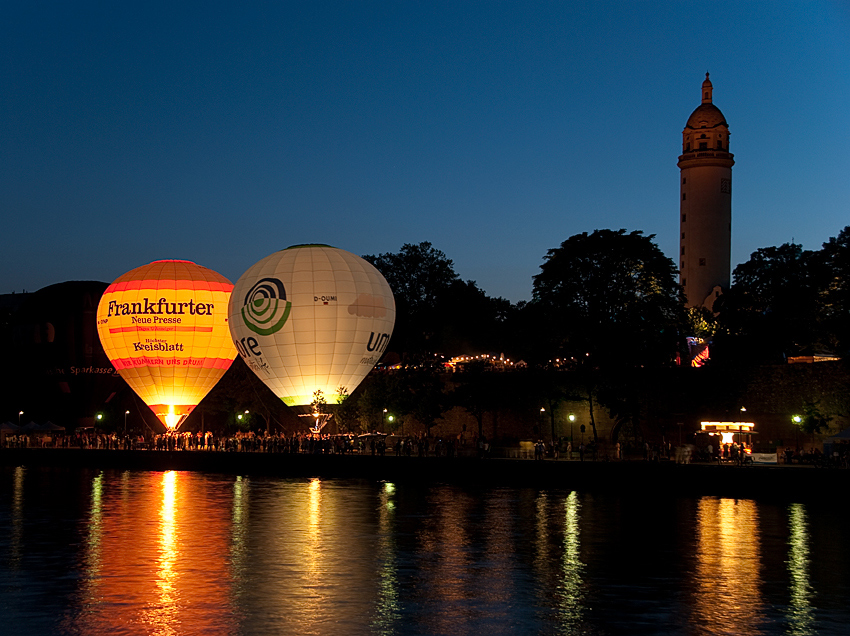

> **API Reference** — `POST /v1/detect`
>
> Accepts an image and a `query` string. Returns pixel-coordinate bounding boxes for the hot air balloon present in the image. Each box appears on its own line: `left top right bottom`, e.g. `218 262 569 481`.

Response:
228 245 395 418
96 260 236 430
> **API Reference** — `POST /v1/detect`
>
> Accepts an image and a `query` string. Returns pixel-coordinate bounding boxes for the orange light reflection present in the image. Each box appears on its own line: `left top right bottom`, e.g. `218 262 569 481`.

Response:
692 498 764 630
65 471 237 635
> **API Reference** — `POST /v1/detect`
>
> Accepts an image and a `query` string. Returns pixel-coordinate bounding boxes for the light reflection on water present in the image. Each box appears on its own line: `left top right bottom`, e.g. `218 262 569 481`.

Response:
786 503 814 636
1 468 850 635
693 498 764 634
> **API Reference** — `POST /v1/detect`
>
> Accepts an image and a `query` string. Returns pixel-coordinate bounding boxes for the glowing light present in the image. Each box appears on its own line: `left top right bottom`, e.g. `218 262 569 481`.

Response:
229 245 396 407
700 421 755 432
96 260 236 430
164 406 180 431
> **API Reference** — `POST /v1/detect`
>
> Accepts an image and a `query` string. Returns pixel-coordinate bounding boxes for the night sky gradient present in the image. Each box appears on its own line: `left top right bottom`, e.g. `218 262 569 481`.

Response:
2 1 848 302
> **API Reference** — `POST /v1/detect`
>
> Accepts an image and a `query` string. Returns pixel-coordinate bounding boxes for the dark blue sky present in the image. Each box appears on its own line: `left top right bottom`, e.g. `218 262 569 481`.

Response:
3 1 849 302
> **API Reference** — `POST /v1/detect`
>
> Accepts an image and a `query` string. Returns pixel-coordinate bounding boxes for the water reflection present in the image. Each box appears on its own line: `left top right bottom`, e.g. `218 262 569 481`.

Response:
693 498 765 632
482 489 518 616
786 503 814 635
4 469 850 636
81 471 104 608
9 466 25 568
230 474 249 602
371 481 400 635
557 491 584 632
66 470 237 635
140 470 178 634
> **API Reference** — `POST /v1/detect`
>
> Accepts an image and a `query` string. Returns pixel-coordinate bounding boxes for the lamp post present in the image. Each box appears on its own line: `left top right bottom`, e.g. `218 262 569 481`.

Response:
792 414 802 448
568 413 576 442
124 410 130 435
18 411 23 427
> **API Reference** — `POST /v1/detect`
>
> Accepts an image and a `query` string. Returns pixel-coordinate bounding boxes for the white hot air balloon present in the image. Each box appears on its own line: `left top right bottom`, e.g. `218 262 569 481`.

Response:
228 245 396 409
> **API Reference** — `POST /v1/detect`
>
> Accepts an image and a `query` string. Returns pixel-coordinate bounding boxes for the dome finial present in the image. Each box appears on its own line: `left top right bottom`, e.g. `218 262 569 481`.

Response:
701 72 713 104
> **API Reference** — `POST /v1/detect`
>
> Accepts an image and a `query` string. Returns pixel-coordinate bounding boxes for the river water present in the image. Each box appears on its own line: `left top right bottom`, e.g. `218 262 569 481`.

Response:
0 465 848 635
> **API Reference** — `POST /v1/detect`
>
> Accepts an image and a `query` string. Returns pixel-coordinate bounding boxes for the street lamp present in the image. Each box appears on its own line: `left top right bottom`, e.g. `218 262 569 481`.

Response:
568 413 576 442
791 414 802 448
18 411 23 426
124 410 130 435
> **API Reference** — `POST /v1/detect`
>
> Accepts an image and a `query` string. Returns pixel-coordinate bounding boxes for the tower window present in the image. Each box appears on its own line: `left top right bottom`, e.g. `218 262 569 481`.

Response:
681 246 685 255
682 193 686 200
682 178 686 184
699 258 706 266
717 140 723 150
681 232 685 239
699 142 708 150
682 278 686 286
681 261 685 270
682 214 686 222
685 143 690 151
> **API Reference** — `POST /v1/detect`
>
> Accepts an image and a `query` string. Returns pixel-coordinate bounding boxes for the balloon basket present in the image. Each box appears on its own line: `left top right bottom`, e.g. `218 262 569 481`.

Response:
298 412 333 434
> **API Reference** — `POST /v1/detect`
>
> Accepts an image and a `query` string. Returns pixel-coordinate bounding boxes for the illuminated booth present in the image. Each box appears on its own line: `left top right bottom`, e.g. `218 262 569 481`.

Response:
700 421 756 454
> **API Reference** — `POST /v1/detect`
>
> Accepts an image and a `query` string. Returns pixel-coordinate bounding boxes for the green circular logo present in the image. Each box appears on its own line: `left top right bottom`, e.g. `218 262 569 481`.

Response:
241 278 291 336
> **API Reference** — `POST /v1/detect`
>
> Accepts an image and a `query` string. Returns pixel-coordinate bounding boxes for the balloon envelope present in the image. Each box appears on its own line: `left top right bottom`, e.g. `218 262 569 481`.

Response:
96 260 236 429
229 245 395 406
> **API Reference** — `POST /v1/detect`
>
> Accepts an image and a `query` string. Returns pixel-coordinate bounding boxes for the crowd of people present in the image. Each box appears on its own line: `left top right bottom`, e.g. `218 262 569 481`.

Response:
0 429 472 458
3 428 850 467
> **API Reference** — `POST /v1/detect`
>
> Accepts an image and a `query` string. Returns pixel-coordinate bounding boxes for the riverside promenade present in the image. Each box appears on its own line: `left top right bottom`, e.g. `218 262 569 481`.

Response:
1 447 845 501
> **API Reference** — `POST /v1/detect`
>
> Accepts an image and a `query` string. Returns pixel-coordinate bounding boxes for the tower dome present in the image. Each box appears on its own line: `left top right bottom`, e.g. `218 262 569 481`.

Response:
685 74 727 129
685 102 728 130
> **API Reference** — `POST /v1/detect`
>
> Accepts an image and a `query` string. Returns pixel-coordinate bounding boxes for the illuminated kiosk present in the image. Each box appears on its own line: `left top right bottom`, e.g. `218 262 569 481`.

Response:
700 421 756 454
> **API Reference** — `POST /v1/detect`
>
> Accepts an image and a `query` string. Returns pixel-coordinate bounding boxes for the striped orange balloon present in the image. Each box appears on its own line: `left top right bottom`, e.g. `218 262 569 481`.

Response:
96 260 236 430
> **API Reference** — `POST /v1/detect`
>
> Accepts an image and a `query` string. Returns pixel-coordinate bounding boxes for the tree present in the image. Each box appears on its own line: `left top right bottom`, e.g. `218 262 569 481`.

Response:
452 364 501 439
796 400 833 436
334 386 363 433
820 226 850 356
531 229 686 441
364 242 518 361
714 242 827 364
396 369 448 434
364 242 459 358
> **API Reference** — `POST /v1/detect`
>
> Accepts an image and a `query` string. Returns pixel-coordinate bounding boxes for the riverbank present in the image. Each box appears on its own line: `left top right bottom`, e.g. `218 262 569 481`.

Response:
2 448 845 500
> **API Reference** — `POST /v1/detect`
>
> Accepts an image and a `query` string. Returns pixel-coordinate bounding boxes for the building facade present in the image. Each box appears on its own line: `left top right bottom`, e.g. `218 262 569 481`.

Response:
678 73 734 309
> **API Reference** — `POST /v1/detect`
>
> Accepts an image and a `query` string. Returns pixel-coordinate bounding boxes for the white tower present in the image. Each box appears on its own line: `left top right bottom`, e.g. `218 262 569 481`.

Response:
678 73 734 309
